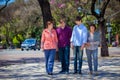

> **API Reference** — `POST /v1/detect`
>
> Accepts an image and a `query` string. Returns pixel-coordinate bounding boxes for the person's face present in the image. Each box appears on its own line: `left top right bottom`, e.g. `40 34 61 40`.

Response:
75 20 81 25
90 26 95 32
47 22 53 29
60 20 65 27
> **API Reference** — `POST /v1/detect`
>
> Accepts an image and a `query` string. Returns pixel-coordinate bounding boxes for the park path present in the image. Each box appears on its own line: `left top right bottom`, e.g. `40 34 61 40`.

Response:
0 47 120 80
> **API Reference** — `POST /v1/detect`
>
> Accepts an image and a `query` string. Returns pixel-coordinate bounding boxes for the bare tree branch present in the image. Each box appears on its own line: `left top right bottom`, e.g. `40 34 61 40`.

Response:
91 0 100 18
100 0 110 17
0 0 10 12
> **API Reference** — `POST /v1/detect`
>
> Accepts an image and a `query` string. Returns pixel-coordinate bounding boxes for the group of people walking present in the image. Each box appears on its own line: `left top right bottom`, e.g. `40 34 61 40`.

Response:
41 16 100 75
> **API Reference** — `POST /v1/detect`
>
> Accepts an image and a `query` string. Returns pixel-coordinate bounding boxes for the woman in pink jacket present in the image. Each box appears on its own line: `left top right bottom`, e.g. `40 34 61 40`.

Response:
41 20 58 75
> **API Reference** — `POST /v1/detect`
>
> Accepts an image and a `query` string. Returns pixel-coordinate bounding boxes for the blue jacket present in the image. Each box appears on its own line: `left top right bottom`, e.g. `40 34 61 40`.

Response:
87 31 100 42
86 31 100 50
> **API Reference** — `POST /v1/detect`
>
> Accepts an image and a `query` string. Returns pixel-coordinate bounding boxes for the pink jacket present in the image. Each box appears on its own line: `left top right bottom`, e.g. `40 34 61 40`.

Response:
41 29 58 50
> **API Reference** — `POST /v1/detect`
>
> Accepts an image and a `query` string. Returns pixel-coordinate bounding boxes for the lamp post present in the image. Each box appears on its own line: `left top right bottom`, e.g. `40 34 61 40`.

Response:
77 6 82 13
77 6 86 18
77 0 89 15
93 20 98 24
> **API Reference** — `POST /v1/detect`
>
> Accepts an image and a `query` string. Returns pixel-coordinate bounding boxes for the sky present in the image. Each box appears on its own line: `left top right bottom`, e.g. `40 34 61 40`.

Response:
0 0 15 5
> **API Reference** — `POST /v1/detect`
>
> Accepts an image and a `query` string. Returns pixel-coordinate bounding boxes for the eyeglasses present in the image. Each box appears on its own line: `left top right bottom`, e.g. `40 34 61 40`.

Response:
47 22 52 25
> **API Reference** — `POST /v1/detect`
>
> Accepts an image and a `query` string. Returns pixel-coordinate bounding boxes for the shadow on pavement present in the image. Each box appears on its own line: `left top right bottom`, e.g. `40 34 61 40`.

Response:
97 71 120 79
0 57 45 67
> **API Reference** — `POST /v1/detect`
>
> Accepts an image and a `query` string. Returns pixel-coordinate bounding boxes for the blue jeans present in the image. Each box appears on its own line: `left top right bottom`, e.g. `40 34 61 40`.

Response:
44 49 56 73
86 49 98 72
73 46 83 73
58 46 70 72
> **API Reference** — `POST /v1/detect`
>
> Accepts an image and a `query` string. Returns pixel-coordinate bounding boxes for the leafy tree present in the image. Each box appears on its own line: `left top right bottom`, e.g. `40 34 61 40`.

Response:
0 0 120 50
0 0 43 47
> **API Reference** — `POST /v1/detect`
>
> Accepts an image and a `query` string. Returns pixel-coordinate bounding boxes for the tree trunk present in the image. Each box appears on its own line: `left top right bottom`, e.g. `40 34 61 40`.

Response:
37 0 53 28
98 19 109 57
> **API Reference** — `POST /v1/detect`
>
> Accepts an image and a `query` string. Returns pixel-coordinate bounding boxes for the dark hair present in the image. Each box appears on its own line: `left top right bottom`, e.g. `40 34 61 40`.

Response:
89 24 96 30
75 16 82 21
59 14 66 23
46 20 53 28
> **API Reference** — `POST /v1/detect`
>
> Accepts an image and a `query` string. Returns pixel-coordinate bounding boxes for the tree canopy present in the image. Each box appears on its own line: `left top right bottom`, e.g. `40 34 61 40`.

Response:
0 0 120 50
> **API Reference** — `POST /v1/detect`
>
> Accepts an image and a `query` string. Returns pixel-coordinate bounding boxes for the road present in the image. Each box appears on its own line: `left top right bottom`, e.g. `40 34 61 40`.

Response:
0 47 120 60
0 49 44 60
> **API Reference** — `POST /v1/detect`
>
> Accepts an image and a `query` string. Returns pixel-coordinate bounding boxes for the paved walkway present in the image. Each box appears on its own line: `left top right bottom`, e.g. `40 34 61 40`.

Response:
0 47 120 80
0 57 120 80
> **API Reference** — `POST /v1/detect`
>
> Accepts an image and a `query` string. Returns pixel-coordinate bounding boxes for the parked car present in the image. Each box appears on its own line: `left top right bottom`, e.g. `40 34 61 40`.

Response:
0 43 7 49
21 38 40 51
0 44 3 49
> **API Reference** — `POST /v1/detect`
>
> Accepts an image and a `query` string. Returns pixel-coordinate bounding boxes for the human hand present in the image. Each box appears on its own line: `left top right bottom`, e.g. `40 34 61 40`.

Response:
85 43 91 47
41 46 44 51
81 44 85 50
71 43 74 49
56 47 58 51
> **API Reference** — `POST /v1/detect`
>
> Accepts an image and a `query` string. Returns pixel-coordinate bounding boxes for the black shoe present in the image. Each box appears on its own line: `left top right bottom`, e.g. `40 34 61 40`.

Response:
48 73 53 75
73 72 77 74
59 71 66 74
78 72 82 74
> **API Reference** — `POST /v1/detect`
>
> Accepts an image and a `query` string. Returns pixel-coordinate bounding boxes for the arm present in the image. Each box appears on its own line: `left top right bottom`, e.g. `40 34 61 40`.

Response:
54 31 58 45
41 30 45 50
70 27 75 49
83 28 88 44
70 27 75 43
54 30 58 51
69 27 72 40
81 27 88 50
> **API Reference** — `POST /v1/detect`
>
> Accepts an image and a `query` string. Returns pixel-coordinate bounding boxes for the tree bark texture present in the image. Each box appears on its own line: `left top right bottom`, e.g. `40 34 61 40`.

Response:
98 20 109 56
37 0 53 28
